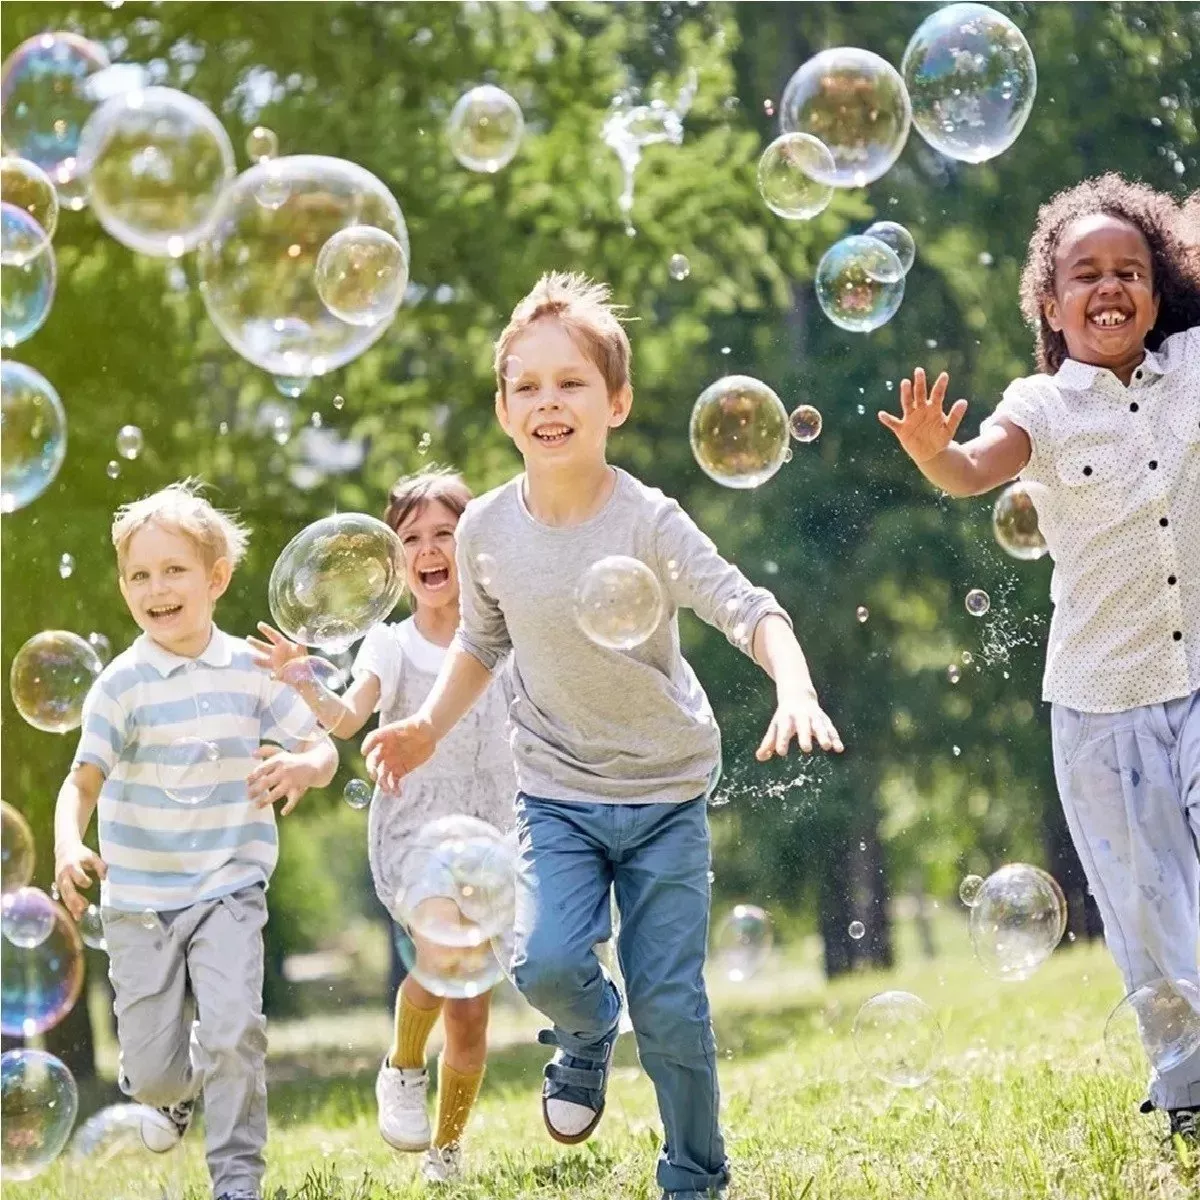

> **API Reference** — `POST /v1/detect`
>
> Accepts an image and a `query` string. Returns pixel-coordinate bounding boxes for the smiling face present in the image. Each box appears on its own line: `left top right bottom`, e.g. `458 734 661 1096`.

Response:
395 498 460 613
118 521 230 657
1044 213 1159 379
495 317 631 471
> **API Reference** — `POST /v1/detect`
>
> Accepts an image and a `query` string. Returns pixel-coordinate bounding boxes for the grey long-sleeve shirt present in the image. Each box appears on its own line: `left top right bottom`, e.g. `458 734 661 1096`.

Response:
453 467 789 805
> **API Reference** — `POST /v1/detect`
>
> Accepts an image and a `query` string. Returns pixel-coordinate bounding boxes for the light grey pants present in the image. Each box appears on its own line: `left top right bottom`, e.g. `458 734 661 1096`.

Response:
103 885 269 1196
1051 688 1200 1110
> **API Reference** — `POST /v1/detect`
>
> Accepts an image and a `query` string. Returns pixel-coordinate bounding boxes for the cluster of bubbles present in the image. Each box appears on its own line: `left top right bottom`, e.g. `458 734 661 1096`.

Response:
574 555 665 651
1 887 85 1039
712 903 773 983
689 375 790 490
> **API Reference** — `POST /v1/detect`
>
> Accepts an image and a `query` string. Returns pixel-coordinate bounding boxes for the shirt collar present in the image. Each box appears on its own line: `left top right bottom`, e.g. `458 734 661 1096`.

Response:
133 625 233 676
1055 347 1168 391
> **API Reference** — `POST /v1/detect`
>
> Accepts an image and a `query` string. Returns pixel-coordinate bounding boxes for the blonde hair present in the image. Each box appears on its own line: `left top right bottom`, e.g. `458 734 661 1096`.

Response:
383 466 473 533
493 271 631 398
112 479 250 571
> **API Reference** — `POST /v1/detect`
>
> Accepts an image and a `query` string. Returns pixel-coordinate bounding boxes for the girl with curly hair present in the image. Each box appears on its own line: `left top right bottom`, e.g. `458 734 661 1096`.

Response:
880 174 1200 1146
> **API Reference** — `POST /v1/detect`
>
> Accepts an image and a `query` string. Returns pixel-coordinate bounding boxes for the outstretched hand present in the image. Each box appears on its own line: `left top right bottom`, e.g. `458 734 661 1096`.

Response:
878 368 968 464
362 718 437 793
756 690 844 761
247 622 308 678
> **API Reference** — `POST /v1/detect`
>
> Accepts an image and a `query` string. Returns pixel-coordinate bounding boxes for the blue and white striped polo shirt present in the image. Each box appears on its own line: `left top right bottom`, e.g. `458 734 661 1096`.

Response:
73 625 321 912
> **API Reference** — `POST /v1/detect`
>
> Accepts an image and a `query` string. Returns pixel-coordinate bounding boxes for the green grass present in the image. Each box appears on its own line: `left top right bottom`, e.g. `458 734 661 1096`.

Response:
20 917 1197 1199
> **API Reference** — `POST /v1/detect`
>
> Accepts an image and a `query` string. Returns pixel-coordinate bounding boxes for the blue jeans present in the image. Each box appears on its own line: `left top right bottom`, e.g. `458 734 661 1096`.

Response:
511 793 729 1195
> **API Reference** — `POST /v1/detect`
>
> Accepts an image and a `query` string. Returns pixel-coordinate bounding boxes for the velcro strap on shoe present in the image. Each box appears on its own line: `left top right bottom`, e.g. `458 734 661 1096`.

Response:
545 1061 604 1091
536 1028 560 1047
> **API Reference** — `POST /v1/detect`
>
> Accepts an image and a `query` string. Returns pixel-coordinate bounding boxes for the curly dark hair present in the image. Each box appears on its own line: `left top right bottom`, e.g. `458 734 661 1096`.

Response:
1018 173 1200 373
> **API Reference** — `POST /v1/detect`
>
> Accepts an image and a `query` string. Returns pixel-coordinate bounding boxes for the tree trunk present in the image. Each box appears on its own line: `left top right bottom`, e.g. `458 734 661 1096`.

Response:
818 812 894 977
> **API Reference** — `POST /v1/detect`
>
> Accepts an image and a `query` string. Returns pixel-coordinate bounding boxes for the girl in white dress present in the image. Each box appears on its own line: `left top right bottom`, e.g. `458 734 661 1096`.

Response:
250 469 515 1185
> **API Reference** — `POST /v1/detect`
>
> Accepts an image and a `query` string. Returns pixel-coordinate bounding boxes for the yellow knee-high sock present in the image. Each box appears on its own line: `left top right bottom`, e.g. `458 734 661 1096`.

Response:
434 1057 485 1148
389 990 443 1070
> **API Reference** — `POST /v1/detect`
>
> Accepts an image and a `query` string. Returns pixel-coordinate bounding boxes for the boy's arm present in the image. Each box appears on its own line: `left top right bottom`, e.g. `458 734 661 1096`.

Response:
54 763 107 918
751 615 843 757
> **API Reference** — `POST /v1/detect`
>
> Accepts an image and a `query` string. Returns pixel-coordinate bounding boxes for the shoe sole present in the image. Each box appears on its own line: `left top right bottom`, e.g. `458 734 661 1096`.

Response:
542 1101 604 1145
379 1125 431 1153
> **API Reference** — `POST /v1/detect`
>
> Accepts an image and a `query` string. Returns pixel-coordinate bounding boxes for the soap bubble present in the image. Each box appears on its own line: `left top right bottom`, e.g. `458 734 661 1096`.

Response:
574 556 664 651
1 206 56 347
946 663 961 684
779 48 911 187
2 886 56 948
756 132 835 219
902 3 1037 164
77 87 235 257
105 460 120 480
968 863 1066 981
277 656 347 731
992 482 1047 560
315 224 408 327
602 94 687 219
58 552 74 578
115 424 143 460
690 375 790 489
198 156 408 377
447 85 525 173
863 220 916 277
965 588 990 616
9 630 103 734
1105 978 1200 1076
0 32 112 209
788 404 823 443
668 253 691 281
475 552 497 588
156 737 221 806
1 199 48 268
0 1049 79 1181
343 779 372 811
0 157 58 262
815 235 905 333
853 991 943 1087
500 355 523 384
856 605 869 623
245 125 278 163
849 920 866 940
958 874 984 907
272 379 308 405
713 904 773 982
1 803 35 894
269 514 404 652
396 920 507 1001
78 903 106 951
0 892 84 1037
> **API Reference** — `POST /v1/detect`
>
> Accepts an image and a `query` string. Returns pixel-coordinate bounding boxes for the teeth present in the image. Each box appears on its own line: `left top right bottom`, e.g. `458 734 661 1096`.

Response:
1090 310 1129 327
149 605 181 616
534 426 571 439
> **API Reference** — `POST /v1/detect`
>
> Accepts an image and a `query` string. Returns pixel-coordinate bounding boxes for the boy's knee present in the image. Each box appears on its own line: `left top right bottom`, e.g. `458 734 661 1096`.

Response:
628 989 710 1060
124 1059 191 1108
512 954 578 1008
198 1009 266 1066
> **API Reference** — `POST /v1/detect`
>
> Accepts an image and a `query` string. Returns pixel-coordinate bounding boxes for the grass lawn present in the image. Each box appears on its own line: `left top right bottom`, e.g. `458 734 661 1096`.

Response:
19 916 1197 1199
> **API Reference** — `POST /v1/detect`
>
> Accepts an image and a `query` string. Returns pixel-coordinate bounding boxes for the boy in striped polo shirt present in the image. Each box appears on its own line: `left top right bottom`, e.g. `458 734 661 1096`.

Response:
53 481 337 1200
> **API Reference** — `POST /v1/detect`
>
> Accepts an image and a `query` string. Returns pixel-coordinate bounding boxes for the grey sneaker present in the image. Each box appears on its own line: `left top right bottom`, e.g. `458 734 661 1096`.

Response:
139 1098 194 1153
1169 1107 1198 1147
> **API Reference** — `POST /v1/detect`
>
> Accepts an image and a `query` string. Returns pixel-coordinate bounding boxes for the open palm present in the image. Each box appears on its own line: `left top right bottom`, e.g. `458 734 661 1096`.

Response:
878 368 968 464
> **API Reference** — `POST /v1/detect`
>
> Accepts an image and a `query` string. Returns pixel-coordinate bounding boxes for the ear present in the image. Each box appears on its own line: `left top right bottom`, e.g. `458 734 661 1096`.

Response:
494 389 513 436
208 556 233 601
1042 295 1063 333
608 383 633 429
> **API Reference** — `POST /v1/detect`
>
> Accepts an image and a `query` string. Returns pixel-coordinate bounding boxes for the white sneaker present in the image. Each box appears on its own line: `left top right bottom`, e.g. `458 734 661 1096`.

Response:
139 1098 194 1153
375 1058 431 1151
420 1143 462 1184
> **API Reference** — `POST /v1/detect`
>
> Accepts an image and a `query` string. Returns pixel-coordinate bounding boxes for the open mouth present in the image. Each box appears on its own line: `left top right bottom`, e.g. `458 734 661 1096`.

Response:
1088 308 1131 329
532 423 573 446
147 603 183 620
417 567 450 591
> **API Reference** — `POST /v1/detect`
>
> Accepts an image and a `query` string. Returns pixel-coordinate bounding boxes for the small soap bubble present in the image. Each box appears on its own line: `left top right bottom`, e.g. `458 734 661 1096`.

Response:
849 920 866 940
0 158 59 263
273 378 308 402
343 779 372 810
952 744 962 757
309 411 323 428
0 1049 79 1180
417 431 431 456
475 552 496 588
2 887 56 948
965 588 990 616
9 631 103 733
853 991 943 1087
86 632 112 665
968 863 1067 980
961 650 973 665
0 894 84 1038
58 553 74 579
958 874 984 906
690 375 790 489
157 737 221 805
668 253 691 281
315 224 408 327
1 804 35 894
500 355 524 384
575 556 664 651
756 132 835 220
713 904 773 983
863 220 916 277
946 664 961 684
447 85 524 173
332 393 345 410
1 361 66 514
788 404 822 443
856 605 869 623
992 482 1047 560
105 460 120 479
1 206 57 347
245 125 278 163
815 235 905 332
78 904 105 951
115 424 143 460
978 251 994 266
762 98 775 117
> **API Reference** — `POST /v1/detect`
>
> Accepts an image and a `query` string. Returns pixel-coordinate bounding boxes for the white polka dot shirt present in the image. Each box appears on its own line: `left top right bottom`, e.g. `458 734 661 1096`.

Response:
985 325 1200 713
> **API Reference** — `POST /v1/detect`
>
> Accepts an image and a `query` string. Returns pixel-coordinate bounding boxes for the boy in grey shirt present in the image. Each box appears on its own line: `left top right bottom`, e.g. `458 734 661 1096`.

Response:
364 272 842 1199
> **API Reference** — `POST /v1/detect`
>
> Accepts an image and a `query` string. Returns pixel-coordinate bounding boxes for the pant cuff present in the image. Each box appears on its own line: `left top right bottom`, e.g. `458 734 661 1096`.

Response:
656 1160 731 1193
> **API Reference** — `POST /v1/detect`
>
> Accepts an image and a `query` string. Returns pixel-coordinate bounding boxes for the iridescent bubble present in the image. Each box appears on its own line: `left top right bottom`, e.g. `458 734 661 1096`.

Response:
1 206 56 347
779 48 911 187
245 125 278 163
756 132 835 220
815 235 905 333
447 85 525 173
946 664 961 684
856 605 869 623
1104 978 1200 1076
86 632 112 663
314 224 408 327
864 220 916 277
0 32 112 209
1 199 48 267
968 863 1066 980
853 990 943 1087
76 87 235 257
197 156 409 377
331 393 345 410
713 904 773 983
343 779 372 811
278 656 347 731
690 375 790 489
156 737 221 806
574 556 664 651
78 903 106 951
902 3 1037 164
849 920 866 940
1 803 35 894
788 403 823 443
68 1102 159 1163
0 893 84 1037
965 588 990 616
2 887 55 948
58 552 74 579
958 873 984 907
992 482 1047 560
9 631 103 734
0 1049 79 1181
500 355 523 384
268 513 405 652
397 919 507 1001
105 459 120 480
668 253 691 281
115 424 143 460
0 157 58 262
1 362 66 512
272 379 308 406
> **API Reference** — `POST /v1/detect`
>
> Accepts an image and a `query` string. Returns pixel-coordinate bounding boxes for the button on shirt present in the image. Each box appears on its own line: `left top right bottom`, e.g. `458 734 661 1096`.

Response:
984 325 1199 713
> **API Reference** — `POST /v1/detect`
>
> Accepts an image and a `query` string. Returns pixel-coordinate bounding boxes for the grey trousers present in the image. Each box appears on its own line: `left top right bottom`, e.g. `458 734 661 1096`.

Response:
103 885 269 1196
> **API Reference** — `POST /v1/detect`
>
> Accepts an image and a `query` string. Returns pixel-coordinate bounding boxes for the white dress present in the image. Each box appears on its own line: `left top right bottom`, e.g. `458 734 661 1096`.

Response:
352 617 516 912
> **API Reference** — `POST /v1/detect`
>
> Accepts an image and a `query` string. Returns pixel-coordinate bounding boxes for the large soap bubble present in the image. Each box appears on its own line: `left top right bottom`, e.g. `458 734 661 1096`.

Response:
779 48 911 187
902 3 1037 164
2 887 57 948
447 85 525 173
1 206 56 347
1104 978 1200 1076
0 32 111 209
9 631 103 734
156 737 222 806
756 132 835 220
690 375 790 489
574 556 664 651
853 990 943 1088
1 1049 79 1181
968 863 1066 981
268 513 404 652
1 360 66 513
314 224 408 326
1 892 84 1037
1 803 35 894
713 903 773 982
197 156 409 377
76 86 235 257
0 157 58 262
992 481 1047 560
815 235 905 332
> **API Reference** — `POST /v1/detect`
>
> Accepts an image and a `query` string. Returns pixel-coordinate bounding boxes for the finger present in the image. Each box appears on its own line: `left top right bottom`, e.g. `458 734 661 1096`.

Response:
246 637 273 655
878 410 903 434
796 720 814 754
774 714 796 758
362 730 380 757
257 622 285 645
945 397 969 439
253 744 281 760
57 873 81 913
279 790 301 817
87 854 108 879
929 371 950 411
756 721 778 762
899 377 914 417
69 863 92 889
913 367 927 406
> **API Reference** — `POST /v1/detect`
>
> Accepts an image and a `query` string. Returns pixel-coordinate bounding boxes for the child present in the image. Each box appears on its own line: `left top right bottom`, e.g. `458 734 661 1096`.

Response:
248 469 516 1186
53 481 338 1200
362 272 843 1199
879 174 1200 1143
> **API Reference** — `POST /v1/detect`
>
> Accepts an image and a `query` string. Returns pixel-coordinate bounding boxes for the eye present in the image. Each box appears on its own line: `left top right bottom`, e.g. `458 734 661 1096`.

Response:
562 378 584 389
1122 269 1144 282
166 564 186 575
130 570 148 582
514 381 535 393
